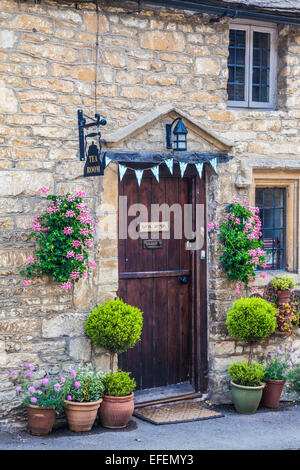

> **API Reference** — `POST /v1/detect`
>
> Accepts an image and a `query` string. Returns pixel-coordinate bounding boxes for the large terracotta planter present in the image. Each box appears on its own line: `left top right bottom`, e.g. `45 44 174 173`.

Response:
25 404 56 436
64 399 102 432
261 379 286 409
231 381 265 414
277 290 291 304
99 393 134 428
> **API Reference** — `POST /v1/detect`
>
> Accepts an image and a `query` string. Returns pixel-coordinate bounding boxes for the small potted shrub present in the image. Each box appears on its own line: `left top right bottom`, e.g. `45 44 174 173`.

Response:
85 297 143 372
10 363 65 435
228 361 266 414
99 370 136 429
270 274 296 304
63 364 105 432
260 348 294 409
226 297 277 414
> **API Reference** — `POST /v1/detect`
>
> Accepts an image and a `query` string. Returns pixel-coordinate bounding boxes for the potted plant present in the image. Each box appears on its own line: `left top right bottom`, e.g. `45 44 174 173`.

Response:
260 349 294 409
99 370 136 429
85 297 143 372
228 361 266 414
10 363 65 435
270 274 296 304
63 364 105 432
226 297 277 414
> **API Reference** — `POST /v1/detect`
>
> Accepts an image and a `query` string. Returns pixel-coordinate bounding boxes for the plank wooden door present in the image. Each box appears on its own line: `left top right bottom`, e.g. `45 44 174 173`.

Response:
118 164 207 391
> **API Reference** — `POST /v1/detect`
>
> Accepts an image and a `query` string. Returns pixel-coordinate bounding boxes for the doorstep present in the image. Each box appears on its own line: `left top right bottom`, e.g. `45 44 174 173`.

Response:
134 382 202 408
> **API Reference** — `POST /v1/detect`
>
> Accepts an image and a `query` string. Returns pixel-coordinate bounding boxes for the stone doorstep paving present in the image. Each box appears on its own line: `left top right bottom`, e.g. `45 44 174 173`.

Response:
0 401 299 451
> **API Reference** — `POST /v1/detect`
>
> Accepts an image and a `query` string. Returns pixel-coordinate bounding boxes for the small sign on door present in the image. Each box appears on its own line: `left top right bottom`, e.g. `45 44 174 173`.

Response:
139 222 169 233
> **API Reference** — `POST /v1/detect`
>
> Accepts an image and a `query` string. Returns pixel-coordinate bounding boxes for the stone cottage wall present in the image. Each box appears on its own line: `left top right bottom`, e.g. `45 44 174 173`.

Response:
0 0 299 429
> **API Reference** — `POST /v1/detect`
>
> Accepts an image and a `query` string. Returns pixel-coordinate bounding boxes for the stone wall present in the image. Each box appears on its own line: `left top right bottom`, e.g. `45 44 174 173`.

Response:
0 0 299 429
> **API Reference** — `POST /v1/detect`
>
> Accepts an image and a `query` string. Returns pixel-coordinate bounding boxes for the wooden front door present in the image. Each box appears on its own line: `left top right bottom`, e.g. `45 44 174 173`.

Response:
118 164 207 391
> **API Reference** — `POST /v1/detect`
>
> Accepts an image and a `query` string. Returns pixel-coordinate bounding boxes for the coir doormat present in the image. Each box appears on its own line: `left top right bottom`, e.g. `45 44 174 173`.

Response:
134 400 224 425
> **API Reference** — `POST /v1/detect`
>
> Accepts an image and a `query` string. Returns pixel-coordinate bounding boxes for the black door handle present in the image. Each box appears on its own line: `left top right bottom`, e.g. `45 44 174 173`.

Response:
178 276 189 284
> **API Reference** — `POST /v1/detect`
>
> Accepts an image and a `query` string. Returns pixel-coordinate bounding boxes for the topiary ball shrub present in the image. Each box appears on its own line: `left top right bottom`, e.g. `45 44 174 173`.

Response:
226 297 277 344
85 297 143 355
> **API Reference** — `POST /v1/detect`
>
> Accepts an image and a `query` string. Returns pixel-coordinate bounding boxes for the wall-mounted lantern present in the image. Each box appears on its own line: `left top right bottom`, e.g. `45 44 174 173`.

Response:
166 117 188 151
77 109 107 177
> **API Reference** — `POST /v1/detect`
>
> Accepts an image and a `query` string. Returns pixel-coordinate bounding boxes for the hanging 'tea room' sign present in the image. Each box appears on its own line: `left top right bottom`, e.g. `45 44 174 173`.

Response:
77 109 107 177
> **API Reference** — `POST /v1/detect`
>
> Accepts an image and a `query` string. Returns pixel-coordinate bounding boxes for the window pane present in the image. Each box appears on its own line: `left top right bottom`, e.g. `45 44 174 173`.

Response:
227 29 246 102
252 31 270 103
255 188 286 270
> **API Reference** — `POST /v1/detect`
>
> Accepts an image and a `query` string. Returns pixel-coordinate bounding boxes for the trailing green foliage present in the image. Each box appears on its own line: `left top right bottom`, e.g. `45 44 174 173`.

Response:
63 364 105 403
228 361 265 387
103 370 136 397
85 297 143 354
226 297 277 343
270 274 296 291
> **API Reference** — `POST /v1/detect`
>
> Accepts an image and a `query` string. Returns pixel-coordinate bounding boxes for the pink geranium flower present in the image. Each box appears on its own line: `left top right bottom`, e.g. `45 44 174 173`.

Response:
66 251 75 259
261 272 267 279
89 261 96 269
63 227 73 235
26 255 34 265
23 280 31 287
207 222 214 230
40 186 49 195
72 240 81 248
76 190 86 198
61 281 72 290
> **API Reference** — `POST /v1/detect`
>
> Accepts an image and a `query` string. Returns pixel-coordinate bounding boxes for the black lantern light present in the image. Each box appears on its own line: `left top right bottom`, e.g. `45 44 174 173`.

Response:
166 117 188 151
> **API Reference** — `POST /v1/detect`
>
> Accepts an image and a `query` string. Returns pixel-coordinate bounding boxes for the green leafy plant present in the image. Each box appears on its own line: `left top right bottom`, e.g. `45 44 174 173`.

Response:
270 274 296 292
85 297 143 371
103 370 136 397
9 363 65 414
261 349 295 381
208 200 266 292
19 188 96 290
228 361 265 387
226 297 277 363
63 364 105 403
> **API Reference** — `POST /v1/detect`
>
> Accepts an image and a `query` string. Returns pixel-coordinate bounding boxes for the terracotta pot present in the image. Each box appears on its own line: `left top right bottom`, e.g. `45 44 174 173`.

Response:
64 399 102 432
231 381 265 414
99 393 134 428
261 379 286 408
25 404 56 436
277 290 291 304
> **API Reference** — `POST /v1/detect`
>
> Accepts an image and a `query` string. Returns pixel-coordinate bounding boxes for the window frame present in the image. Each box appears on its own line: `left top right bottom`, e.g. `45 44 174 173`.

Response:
227 22 278 109
249 170 300 274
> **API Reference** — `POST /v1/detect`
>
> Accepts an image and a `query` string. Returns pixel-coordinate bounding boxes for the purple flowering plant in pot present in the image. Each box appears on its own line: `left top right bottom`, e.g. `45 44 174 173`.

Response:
260 347 297 408
62 364 105 432
10 363 65 436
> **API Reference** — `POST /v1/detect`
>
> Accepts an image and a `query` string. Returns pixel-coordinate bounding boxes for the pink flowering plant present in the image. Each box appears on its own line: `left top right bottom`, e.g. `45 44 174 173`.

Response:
20 188 97 290
63 364 105 403
260 348 297 381
208 199 266 292
10 363 65 414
